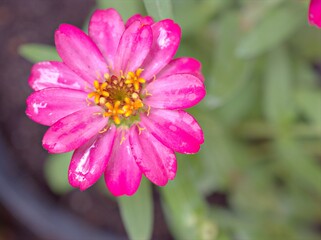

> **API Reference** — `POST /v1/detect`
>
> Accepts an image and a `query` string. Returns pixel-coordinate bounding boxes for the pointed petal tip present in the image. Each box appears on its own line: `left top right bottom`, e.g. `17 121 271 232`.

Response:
42 140 64 154
28 61 88 91
68 172 92 191
104 130 143 197
125 14 154 28
68 126 117 191
89 8 125 68
145 73 206 110
55 23 108 85
105 177 142 197
141 19 182 80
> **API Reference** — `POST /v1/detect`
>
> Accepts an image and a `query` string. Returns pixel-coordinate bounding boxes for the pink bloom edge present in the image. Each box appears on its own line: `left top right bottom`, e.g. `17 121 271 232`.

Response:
309 0 321 28
25 8 206 196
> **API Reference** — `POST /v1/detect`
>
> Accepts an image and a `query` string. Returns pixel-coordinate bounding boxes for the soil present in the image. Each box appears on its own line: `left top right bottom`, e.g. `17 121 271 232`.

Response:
0 0 172 239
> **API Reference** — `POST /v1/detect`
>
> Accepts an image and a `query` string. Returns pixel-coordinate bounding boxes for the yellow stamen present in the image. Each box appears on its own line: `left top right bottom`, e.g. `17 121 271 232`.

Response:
94 80 100 89
136 124 145 135
120 135 126 145
136 68 143 76
94 94 100 104
104 73 110 81
102 91 109 97
104 101 125 124
113 115 121 125
99 127 109 134
125 68 146 91
145 89 152 96
147 105 151 116
99 97 107 105
87 92 96 98
132 92 139 99
88 69 147 125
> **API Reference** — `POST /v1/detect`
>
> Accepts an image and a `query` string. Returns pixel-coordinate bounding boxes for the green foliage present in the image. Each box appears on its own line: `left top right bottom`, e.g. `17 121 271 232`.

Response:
236 2 305 59
19 44 60 63
263 47 295 126
160 156 218 240
21 0 321 239
118 178 153 240
208 11 254 106
44 153 73 194
143 0 173 21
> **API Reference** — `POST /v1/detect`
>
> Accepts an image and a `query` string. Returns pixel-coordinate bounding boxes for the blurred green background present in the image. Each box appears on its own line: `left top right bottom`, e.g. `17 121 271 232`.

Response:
18 0 321 239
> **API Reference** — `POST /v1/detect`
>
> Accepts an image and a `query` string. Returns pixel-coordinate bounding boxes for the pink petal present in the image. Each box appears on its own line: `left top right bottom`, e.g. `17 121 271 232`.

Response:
68 125 116 190
26 88 88 126
43 106 108 153
28 61 88 91
309 0 321 28
129 125 176 186
125 14 154 28
55 24 108 85
157 57 203 81
141 109 204 154
141 20 181 81
145 73 206 109
113 21 152 74
89 9 125 69
104 129 142 196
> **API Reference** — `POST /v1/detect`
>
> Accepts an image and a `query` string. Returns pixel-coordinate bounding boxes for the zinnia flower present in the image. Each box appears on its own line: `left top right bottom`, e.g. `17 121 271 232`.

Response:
26 8 205 196
309 0 321 27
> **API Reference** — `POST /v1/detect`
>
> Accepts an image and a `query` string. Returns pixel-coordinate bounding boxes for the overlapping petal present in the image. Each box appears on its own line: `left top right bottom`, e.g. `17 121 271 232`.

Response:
28 61 88 91
145 73 206 109
141 109 204 154
157 57 203 81
141 19 181 81
105 129 142 196
69 125 116 190
113 21 152 73
26 88 88 126
89 9 125 68
157 57 201 76
25 8 206 196
55 24 108 85
43 106 108 153
129 126 176 186
309 0 321 28
125 14 154 28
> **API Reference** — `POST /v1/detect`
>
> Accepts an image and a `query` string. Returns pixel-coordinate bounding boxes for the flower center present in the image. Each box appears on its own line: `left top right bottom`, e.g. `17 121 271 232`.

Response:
88 68 146 125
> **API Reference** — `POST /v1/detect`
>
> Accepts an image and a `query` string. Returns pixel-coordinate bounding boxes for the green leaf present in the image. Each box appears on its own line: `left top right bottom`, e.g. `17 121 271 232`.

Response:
296 89 321 125
44 152 73 194
263 47 295 126
293 59 319 88
96 0 145 21
275 138 321 194
193 111 239 193
214 71 260 127
208 11 254 106
118 178 153 240
236 4 304 59
160 158 218 240
290 25 321 62
143 0 173 21
19 44 60 63
173 0 231 36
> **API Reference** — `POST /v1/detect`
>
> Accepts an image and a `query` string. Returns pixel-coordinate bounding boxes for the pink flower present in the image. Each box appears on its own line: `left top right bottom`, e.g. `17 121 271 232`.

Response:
309 0 321 27
26 9 205 196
